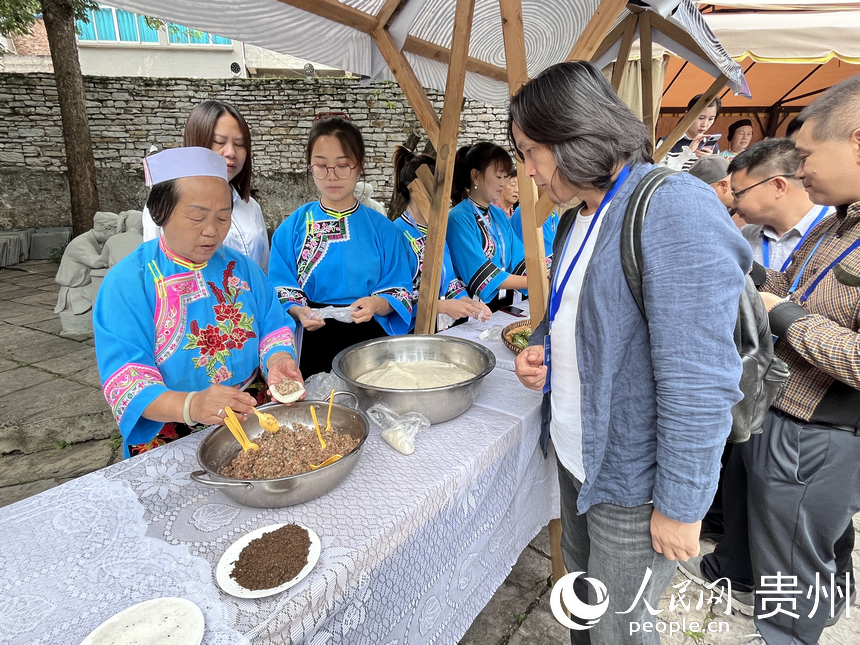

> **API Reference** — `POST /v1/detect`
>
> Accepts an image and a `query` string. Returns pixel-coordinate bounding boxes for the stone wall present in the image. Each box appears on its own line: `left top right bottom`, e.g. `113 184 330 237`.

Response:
0 73 512 230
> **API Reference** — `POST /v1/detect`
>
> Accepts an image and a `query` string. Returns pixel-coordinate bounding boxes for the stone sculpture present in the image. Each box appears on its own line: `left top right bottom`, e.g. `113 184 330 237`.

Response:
54 212 120 336
104 210 144 267
355 181 387 216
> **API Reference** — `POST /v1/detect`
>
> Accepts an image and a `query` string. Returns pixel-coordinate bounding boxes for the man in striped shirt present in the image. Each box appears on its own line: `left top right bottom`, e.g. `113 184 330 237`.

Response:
682 75 860 645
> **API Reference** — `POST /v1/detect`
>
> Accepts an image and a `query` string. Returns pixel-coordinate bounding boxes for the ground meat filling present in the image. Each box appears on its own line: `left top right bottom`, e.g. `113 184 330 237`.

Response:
220 422 360 479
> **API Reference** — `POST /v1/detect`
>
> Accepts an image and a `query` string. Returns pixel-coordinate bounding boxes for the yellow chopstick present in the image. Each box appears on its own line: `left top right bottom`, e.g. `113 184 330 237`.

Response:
325 389 335 432
309 405 326 450
225 406 258 451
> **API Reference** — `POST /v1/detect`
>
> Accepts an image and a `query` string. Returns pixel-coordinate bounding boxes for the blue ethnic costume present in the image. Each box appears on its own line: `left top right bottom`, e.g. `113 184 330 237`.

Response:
94 238 297 458
509 206 561 269
268 201 414 375
393 212 469 330
446 197 527 308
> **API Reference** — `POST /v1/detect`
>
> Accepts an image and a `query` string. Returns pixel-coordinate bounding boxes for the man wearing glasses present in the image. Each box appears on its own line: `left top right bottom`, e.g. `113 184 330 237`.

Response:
730 139 834 272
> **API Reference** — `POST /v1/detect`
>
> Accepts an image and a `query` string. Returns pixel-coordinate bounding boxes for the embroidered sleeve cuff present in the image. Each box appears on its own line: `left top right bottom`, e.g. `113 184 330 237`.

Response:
275 286 308 309
769 301 810 338
259 328 297 376
512 259 527 276
447 278 468 301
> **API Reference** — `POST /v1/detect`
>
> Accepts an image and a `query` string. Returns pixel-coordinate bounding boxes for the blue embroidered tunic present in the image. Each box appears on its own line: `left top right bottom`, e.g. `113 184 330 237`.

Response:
94 239 297 458
268 201 414 335
509 206 561 269
393 212 468 326
446 198 527 303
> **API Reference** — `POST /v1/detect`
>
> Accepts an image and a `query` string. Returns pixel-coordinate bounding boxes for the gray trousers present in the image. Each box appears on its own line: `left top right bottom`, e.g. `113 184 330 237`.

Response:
703 409 860 645
557 458 678 645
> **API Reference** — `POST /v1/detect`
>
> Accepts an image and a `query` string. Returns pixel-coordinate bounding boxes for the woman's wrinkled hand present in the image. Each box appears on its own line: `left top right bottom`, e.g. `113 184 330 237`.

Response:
266 352 306 403
189 385 257 426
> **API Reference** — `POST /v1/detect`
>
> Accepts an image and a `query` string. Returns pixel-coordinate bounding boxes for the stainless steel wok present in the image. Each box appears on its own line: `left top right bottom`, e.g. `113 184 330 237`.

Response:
190 392 368 508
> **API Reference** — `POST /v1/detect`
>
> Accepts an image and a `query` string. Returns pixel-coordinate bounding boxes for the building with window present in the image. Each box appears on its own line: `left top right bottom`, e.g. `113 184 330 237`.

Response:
74 5 241 78
1 5 343 79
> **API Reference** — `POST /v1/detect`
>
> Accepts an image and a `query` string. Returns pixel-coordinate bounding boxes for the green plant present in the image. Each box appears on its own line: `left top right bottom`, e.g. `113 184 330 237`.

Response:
684 614 712 642
109 435 122 450
515 613 526 625
56 440 70 450
48 242 67 264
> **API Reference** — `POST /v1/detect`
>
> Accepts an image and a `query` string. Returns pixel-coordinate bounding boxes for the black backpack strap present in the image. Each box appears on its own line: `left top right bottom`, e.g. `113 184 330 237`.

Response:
621 167 677 319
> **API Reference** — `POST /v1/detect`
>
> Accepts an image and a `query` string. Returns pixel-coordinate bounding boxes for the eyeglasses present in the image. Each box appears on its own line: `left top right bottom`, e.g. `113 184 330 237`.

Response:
308 163 356 179
732 174 795 201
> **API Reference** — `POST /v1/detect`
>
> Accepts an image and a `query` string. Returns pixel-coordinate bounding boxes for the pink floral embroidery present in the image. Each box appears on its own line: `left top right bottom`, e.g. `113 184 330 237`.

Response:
183 260 256 384
259 328 295 367
154 271 208 366
103 363 164 425
212 365 232 384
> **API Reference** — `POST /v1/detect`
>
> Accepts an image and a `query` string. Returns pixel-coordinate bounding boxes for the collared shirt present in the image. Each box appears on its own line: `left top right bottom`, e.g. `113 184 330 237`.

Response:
742 204 834 271
762 202 860 422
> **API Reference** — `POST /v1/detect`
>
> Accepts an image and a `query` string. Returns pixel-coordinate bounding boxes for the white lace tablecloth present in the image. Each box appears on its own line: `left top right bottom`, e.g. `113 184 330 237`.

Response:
0 313 559 645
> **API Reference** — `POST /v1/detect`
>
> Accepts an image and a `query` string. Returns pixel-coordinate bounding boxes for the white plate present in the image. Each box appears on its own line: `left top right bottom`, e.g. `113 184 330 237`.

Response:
80 597 204 645
216 523 321 599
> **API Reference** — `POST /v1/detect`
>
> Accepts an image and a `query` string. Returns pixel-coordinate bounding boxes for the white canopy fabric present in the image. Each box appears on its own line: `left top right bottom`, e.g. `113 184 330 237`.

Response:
704 10 860 62
107 0 745 105
697 0 860 9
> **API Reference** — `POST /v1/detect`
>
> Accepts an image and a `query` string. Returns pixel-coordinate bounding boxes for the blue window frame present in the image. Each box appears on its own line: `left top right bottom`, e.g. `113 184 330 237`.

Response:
76 5 232 46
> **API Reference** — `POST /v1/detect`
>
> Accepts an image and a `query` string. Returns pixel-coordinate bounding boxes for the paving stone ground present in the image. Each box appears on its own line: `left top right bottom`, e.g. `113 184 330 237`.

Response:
1 260 858 644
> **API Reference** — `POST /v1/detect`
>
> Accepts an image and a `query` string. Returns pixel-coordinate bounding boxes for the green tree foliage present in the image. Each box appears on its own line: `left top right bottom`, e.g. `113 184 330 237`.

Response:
0 0 97 38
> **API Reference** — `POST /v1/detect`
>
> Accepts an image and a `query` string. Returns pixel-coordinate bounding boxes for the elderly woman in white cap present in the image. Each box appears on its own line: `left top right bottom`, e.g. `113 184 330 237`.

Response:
94 147 302 458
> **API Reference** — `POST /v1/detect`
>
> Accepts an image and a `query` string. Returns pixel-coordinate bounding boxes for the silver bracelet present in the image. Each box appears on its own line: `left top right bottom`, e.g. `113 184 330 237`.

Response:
183 391 197 426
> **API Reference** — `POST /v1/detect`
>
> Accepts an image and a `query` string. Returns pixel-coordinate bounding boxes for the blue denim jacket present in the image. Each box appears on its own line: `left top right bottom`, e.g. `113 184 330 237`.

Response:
530 163 752 523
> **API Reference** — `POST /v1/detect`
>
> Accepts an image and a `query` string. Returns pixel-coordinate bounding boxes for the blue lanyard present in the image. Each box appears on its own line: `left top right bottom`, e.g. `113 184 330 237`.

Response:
762 206 829 272
549 165 630 325
471 199 507 268
403 211 447 292
790 235 860 303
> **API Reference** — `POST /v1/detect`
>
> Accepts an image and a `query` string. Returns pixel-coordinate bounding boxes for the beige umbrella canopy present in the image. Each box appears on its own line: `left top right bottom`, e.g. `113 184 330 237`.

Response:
109 0 744 332
660 7 860 141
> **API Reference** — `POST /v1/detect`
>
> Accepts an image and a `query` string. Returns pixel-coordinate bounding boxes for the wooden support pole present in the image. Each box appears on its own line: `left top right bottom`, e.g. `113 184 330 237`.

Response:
535 192 556 228
567 0 630 61
407 166 434 221
549 518 567 584
653 74 728 163
414 0 475 335
610 14 638 91
500 0 547 329
372 28 441 147
375 0 404 28
639 11 655 144
276 0 377 33
403 36 508 83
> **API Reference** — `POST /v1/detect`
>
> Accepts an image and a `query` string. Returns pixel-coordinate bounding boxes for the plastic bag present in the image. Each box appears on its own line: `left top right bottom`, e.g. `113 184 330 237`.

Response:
308 306 356 323
303 371 349 401
478 325 504 341
367 404 430 455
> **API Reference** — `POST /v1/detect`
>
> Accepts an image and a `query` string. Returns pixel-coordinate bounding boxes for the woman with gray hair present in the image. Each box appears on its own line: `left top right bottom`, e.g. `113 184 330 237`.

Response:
510 61 751 645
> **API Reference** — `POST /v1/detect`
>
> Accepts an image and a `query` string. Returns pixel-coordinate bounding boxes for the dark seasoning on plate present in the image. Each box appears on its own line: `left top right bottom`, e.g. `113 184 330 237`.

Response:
230 524 311 591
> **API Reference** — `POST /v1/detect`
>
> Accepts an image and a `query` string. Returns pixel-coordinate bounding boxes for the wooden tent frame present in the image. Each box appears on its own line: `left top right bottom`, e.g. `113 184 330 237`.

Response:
278 0 732 585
